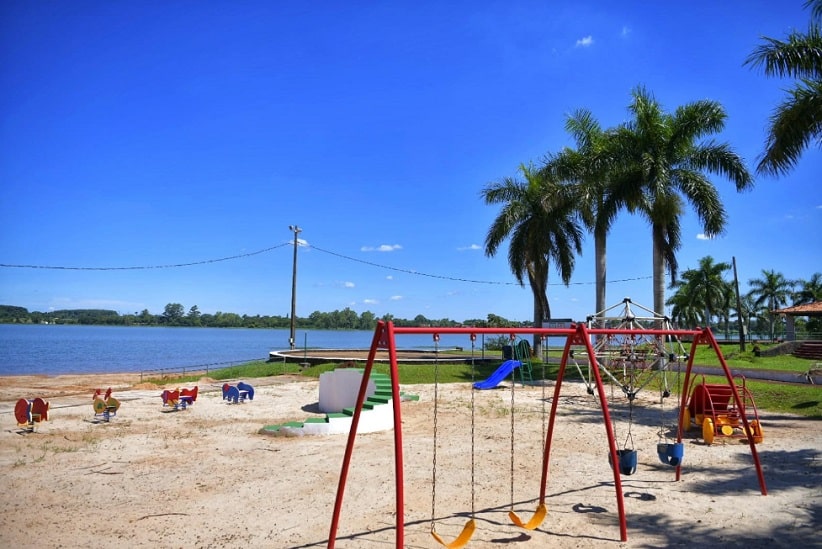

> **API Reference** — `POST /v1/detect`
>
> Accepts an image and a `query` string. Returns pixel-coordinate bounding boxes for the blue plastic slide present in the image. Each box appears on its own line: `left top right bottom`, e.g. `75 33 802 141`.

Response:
473 360 521 390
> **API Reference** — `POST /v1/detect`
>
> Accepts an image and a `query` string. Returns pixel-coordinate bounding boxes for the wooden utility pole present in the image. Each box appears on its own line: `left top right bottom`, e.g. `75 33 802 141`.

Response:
732 256 745 352
289 225 301 350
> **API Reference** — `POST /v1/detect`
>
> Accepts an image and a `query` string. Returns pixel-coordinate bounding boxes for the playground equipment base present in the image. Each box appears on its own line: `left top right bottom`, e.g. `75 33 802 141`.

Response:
259 370 418 436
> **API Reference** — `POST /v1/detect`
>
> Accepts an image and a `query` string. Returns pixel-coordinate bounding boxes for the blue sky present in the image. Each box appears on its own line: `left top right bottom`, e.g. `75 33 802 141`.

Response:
1 1 819 323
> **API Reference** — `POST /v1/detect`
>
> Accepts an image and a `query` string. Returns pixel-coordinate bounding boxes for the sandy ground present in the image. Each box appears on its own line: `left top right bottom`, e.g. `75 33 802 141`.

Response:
0 372 819 549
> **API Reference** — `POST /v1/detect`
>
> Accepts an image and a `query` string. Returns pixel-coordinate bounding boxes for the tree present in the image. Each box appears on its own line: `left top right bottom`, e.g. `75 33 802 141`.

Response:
609 86 754 317
666 286 703 328
793 272 822 304
162 303 185 325
337 307 358 330
672 256 732 330
747 269 795 341
187 305 201 326
413 314 430 326
483 164 583 356
542 109 621 324
744 0 822 176
358 311 376 330
737 293 764 340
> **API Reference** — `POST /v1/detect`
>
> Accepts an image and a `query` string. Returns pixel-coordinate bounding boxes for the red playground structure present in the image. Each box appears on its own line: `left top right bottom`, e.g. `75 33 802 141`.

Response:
161 386 199 411
684 375 764 445
14 397 50 432
326 298 768 547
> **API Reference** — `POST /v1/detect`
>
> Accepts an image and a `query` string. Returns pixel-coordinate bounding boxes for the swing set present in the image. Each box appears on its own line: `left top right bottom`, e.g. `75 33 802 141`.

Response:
327 302 767 547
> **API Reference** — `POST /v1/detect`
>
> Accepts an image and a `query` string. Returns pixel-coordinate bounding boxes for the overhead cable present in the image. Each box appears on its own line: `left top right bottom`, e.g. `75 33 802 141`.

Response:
1 241 654 286
0 243 290 271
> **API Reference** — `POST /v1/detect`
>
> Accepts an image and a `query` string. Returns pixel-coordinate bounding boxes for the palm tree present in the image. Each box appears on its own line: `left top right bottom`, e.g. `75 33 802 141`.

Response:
689 256 732 329
793 272 822 304
718 279 737 340
483 164 584 355
747 269 795 341
608 86 754 317
669 256 732 331
738 292 766 340
744 0 822 176
666 284 704 328
541 109 621 324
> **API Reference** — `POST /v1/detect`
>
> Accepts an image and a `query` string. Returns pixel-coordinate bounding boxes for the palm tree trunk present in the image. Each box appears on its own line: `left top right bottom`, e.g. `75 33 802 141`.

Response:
594 228 607 322
652 226 666 325
528 267 549 359
533 298 543 358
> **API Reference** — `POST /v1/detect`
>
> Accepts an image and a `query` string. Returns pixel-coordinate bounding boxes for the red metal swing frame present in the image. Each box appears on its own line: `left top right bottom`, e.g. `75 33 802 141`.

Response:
327 321 767 548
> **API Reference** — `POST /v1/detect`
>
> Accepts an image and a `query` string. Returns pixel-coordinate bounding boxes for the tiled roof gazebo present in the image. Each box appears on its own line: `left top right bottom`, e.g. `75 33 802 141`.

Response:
773 301 822 341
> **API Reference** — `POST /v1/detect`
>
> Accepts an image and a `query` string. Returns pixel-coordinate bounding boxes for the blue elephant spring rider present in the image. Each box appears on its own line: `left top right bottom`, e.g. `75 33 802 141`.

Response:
222 381 254 404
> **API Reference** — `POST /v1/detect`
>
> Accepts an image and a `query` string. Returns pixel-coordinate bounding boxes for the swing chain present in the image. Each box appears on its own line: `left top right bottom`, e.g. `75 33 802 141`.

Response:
470 334 476 516
431 334 440 530
624 397 635 450
510 346 516 512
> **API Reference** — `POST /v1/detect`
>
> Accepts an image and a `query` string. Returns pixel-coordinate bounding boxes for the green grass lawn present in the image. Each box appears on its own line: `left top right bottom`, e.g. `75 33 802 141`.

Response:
153 345 821 419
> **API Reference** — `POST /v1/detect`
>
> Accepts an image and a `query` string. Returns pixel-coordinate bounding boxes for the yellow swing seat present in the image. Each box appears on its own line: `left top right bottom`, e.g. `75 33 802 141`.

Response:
431 518 476 549
509 502 548 530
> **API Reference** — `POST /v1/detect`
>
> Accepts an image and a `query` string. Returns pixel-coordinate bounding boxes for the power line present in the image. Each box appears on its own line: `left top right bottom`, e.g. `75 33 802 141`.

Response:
1 241 654 286
307 244 653 287
0 243 289 271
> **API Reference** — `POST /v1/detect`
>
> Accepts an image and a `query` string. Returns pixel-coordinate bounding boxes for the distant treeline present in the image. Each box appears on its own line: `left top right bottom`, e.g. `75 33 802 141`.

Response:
0 304 529 331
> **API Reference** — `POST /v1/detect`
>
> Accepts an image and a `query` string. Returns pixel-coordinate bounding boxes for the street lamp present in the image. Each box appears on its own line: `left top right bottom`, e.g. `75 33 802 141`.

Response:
289 225 301 349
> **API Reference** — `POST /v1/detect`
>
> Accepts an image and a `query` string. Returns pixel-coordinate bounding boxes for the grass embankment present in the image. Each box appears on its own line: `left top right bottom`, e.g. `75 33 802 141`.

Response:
154 342 821 419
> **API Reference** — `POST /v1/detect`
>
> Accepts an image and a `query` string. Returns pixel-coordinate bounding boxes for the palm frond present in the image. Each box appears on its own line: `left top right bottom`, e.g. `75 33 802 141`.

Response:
757 79 822 176
744 26 822 80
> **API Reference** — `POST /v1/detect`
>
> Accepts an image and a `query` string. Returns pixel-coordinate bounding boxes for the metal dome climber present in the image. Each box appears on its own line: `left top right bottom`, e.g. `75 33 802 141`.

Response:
327 303 767 547
585 297 685 402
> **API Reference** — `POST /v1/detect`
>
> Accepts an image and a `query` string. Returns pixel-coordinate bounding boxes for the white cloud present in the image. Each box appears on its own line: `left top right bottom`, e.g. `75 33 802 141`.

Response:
575 35 593 47
386 275 393 280
343 281 355 288
457 244 482 251
390 295 403 301
363 298 379 304
696 233 711 240
361 244 402 252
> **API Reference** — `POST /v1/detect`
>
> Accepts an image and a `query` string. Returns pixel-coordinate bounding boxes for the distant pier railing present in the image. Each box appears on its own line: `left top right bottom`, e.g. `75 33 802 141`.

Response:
139 357 264 382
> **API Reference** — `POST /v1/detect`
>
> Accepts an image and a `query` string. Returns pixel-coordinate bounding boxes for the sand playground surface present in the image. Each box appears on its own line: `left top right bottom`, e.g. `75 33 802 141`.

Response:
0 372 819 548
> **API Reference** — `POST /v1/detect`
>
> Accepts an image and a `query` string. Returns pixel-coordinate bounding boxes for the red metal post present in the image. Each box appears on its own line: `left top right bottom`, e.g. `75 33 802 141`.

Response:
702 328 768 495
327 321 389 548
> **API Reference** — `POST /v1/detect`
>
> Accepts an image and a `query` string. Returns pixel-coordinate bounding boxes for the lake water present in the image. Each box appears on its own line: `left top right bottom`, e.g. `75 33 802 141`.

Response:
0 324 501 376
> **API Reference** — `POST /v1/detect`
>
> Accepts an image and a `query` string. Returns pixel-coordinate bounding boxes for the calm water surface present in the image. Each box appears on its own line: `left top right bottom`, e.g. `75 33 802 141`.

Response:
0 324 485 376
